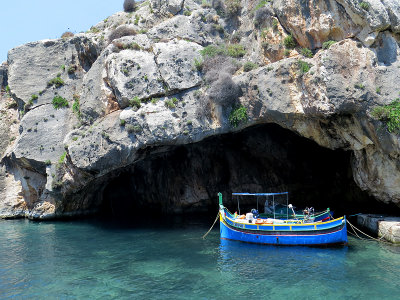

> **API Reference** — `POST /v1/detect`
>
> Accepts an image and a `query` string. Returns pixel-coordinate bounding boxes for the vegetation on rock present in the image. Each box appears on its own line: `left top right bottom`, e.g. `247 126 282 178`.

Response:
243 62 258 72
72 95 80 117
225 0 242 16
300 48 313 58
108 26 137 43
165 98 177 109
48 75 64 88
58 151 67 164
283 34 297 49
200 44 246 58
254 7 272 27
123 0 137 12
229 105 247 127
297 60 311 74
126 124 142 133
360 1 369 11
129 96 141 109
322 40 336 49
52 96 69 109
371 99 400 133
61 32 74 39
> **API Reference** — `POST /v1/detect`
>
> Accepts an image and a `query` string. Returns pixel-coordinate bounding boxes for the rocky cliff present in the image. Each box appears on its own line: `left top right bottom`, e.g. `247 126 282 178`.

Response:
1 0 400 219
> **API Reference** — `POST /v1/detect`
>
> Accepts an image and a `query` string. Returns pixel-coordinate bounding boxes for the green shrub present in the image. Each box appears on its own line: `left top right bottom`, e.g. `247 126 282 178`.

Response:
272 19 278 29
68 65 76 74
31 94 38 101
297 60 311 74
129 42 141 50
201 0 212 8
229 105 247 127
52 96 69 109
151 98 159 104
120 119 126 126
58 151 67 164
193 58 203 71
129 96 141 109
45 160 51 166
226 44 246 58
72 95 80 116
253 7 272 27
61 31 74 39
376 87 381 94
138 29 147 34
134 15 140 25
225 0 242 16
371 99 400 133
184 10 192 16
48 76 65 88
108 26 137 43
89 26 101 34
165 99 176 109
60 65 66 71
322 40 336 49
360 1 369 10
283 34 297 49
254 0 271 11
243 62 258 72
212 24 224 33
124 0 137 12
200 45 226 57
354 83 365 90
300 48 313 58
284 49 291 57
126 124 142 133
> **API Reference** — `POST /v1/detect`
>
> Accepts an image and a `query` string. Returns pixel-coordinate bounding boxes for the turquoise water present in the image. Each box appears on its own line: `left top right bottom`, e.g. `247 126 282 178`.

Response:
0 217 399 299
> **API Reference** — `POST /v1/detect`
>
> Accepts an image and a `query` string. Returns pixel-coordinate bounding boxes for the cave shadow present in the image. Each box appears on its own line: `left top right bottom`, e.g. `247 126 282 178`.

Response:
99 123 400 222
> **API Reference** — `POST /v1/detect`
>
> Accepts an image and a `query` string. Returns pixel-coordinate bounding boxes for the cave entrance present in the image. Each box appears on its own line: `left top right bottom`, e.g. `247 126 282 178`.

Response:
100 123 395 219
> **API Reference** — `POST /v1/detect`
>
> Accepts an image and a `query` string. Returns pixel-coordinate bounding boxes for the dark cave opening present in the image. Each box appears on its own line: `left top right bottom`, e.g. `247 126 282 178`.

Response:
100 123 399 219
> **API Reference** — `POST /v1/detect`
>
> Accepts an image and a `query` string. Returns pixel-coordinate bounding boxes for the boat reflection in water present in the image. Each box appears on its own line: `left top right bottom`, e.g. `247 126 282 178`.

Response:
217 238 349 297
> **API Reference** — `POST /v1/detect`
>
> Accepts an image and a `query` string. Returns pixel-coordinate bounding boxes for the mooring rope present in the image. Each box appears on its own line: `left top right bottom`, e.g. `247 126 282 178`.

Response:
346 219 394 244
202 211 220 239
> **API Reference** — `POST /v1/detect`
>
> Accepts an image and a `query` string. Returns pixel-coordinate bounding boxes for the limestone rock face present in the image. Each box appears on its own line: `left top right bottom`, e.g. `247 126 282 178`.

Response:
0 63 7 91
7 36 99 105
150 0 185 15
1 0 400 220
274 0 400 49
153 40 203 91
274 0 361 49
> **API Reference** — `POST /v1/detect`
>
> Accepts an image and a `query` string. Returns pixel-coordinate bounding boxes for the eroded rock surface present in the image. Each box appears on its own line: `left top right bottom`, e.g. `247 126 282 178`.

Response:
1 0 400 220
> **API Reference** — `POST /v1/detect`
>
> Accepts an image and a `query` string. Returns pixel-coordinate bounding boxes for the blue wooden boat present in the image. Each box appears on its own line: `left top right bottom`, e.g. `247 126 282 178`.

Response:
219 192 348 246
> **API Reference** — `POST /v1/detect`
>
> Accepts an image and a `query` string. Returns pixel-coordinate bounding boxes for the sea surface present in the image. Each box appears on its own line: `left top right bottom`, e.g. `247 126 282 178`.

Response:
0 216 399 299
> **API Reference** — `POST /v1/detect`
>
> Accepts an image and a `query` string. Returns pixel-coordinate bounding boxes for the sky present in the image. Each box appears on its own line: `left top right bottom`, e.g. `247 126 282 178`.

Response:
0 0 123 63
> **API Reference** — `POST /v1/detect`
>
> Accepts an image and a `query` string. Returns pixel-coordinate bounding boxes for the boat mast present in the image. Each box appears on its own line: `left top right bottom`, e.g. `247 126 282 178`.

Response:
273 194 275 219
286 193 288 220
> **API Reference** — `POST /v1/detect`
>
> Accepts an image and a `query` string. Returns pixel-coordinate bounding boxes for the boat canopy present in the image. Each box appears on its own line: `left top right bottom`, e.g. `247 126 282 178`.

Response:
232 192 288 196
232 192 289 219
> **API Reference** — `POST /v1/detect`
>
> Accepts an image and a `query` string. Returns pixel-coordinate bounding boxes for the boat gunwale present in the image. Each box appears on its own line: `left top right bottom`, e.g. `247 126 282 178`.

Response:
222 207 343 228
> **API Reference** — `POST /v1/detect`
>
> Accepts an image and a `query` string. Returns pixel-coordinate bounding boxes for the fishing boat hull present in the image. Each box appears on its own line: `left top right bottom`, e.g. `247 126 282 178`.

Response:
220 214 348 246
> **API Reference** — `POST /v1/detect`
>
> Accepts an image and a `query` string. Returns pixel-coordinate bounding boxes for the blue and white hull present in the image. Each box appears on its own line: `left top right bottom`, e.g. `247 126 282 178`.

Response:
219 210 348 246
